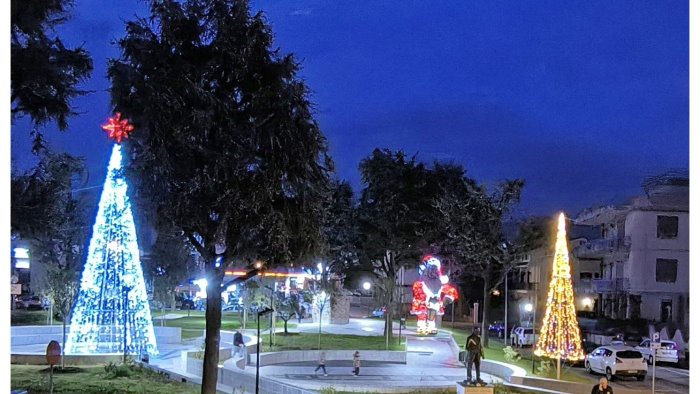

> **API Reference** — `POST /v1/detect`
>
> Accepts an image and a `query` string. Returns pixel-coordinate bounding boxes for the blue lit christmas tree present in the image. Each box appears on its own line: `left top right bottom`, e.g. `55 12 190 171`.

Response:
66 114 158 356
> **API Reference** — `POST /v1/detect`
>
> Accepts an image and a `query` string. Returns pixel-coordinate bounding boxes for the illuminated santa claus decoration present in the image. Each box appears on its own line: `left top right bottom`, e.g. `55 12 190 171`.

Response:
410 255 459 335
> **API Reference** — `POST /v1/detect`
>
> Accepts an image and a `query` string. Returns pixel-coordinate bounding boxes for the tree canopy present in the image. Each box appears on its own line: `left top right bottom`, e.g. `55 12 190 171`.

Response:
108 0 332 391
11 0 93 135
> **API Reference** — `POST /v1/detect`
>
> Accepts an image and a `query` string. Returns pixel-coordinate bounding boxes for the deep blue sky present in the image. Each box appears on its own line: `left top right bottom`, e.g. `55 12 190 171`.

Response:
11 0 689 217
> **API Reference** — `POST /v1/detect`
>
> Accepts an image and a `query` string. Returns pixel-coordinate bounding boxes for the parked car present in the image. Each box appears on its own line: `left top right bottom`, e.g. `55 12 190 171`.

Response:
584 345 647 381
178 299 195 310
222 304 242 312
509 326 518 346
635 339 680 365
16 296 44 311
512 327 536 347
488 320 505 337
372 307 386 317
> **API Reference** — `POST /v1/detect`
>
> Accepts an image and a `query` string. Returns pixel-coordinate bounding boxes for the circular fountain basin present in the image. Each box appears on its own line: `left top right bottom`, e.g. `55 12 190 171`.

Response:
11 325 181 365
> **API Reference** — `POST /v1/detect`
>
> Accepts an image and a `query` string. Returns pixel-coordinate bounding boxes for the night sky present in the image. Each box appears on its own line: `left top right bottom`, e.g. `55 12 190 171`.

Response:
11 0 689 217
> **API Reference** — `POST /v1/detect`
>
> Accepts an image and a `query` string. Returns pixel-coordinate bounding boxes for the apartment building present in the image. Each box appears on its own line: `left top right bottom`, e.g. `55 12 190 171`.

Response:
512 176 688 328
574 181 689 325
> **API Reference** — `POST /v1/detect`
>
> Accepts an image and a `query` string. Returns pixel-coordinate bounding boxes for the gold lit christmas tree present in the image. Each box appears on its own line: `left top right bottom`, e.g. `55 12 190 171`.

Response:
534 212 585 378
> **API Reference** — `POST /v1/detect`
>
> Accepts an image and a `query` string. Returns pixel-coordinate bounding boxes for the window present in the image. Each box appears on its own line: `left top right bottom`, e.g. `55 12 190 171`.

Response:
657 216 679 239
580 272 593 281
593 272 601 279
617 350 643 359
655 259 678 283
661 299 673 322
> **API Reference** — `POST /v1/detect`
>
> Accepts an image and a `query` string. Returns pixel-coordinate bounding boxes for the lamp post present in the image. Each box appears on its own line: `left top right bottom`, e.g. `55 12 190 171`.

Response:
504 268 509 345
256 307 274 394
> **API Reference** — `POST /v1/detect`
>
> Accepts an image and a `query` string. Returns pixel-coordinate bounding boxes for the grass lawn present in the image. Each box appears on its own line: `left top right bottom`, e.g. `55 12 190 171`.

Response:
11 364 199 394
11 310 60 326
258 332 405 352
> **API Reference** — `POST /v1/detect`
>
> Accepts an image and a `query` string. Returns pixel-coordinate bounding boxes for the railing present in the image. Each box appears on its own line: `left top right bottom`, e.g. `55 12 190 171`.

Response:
592 278 630 293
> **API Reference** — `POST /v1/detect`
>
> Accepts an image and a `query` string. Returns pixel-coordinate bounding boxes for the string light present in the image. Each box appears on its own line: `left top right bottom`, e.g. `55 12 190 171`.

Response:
533 213 585 361
66 140 158 356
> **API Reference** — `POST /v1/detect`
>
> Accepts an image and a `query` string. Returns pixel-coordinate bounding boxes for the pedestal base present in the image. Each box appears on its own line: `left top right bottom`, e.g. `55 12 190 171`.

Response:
456 381 494 394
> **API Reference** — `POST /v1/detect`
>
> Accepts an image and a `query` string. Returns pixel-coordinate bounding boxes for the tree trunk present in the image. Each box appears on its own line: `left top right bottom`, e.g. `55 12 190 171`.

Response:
201 270 223 394
283 319 288 335
385 307 393 349
61 317 66 369
481 281 491 348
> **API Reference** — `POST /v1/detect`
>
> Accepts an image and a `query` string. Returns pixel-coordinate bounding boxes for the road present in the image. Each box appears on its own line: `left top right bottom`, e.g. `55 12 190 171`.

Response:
511 345 689 394
568 360 688 393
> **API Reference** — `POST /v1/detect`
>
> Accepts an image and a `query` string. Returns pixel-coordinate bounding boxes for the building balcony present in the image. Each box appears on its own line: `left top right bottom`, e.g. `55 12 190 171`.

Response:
592 278 630 293
573 236 631 258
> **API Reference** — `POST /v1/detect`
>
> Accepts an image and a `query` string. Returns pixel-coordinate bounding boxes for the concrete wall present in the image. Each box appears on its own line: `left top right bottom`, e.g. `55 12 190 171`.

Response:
183 357 316 394
253 349 406 366
154 326 182 344
457 381 568 394
11 353 125 365
509 376 642 394
11 325 181 347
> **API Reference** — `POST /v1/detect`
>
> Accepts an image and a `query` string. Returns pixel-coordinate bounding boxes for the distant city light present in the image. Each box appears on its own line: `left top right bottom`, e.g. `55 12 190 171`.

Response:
15 260 30 269
194 278 208 299
13 248 29 259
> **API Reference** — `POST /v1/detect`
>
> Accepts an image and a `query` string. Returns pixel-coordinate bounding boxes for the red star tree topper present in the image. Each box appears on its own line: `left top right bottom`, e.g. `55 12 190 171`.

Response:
101 113 134 143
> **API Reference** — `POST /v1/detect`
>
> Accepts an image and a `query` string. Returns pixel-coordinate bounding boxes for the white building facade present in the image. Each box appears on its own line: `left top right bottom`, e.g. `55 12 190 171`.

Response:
573 182 689 326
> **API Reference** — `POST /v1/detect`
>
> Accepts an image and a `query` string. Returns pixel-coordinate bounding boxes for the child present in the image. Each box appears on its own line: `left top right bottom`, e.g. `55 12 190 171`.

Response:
314 351 328 376
352 351 361 376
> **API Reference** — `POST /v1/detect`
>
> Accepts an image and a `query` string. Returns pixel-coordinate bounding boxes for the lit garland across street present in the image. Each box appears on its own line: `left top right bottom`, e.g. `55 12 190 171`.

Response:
533 213 585 362
66 116 158 356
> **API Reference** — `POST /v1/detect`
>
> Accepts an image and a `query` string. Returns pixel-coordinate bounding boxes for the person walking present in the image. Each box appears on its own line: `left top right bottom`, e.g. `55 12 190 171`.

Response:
314 351 328 376
465 326 485 385
233 330 246 360
591 377 613 394
352 351 361 376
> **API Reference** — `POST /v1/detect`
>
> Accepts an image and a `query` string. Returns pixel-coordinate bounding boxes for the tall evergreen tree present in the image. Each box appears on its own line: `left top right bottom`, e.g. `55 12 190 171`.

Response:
11 0 92 136
11 147 86 366
108 1 331 391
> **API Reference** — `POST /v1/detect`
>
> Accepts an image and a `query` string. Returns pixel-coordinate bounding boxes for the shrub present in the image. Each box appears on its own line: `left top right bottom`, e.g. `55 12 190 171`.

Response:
502 346 521 363
537 360 553 376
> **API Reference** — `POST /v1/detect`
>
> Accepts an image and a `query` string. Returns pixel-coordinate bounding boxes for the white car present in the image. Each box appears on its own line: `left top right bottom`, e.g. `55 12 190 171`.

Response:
584 345 647 381
635 339 680 365
512 327 536 347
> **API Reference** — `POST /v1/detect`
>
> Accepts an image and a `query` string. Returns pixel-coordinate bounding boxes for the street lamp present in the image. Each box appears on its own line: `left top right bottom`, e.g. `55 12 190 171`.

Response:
256 307 274 394
524 303 533 313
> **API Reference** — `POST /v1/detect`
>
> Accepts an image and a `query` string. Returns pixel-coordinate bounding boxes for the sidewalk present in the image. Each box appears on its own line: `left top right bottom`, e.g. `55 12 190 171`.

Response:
148 318 501 393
